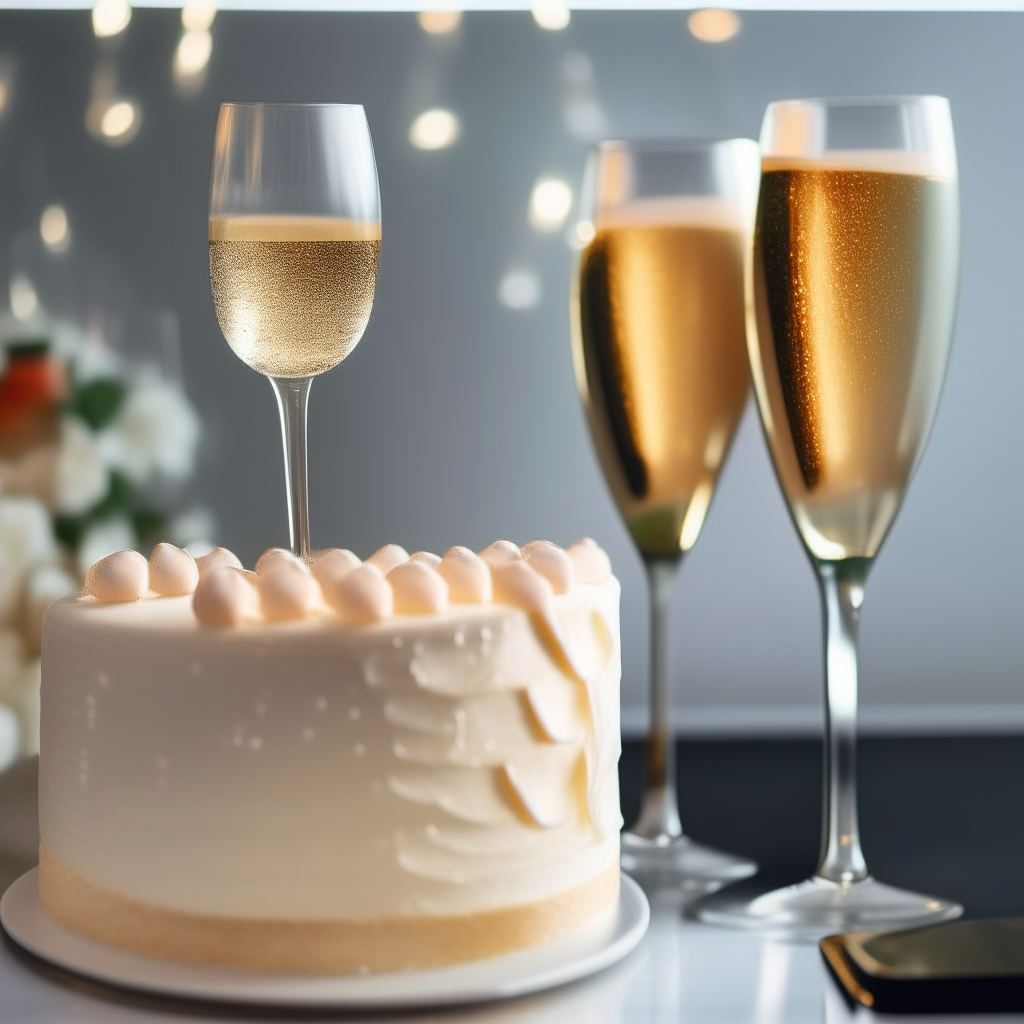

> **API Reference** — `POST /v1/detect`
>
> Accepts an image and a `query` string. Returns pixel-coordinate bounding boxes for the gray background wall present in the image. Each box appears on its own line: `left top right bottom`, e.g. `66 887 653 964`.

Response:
0 10 1020 732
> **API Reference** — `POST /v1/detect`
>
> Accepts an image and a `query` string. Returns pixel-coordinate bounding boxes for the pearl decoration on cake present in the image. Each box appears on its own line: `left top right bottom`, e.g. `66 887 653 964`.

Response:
490 559 555 617
388 560 449 614
85 549 149 602
255 547 308 576
324 563 394 624
148 543 198 597
409 550 442 568
479 539 521 566
438 546 493 603
259 563 321 622
80 538 613 633
365 544 409 575
311 548 361 588
196 547 243 577
193 566 260 626
566 537 612 584
522 540 574 595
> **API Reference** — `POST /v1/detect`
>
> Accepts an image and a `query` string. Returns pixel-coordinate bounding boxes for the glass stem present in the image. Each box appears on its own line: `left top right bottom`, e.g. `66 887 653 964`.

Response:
814 558 871 884
269 375 313 561
630 557 683 840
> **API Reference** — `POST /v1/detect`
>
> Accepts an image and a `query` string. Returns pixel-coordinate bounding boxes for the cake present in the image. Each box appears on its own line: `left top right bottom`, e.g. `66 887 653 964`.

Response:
37 537 622 973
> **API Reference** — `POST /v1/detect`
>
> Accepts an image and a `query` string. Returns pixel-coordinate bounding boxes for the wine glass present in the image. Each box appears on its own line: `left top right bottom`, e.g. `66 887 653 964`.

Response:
697 96 963 936
571 138 760 887
209 103 380 559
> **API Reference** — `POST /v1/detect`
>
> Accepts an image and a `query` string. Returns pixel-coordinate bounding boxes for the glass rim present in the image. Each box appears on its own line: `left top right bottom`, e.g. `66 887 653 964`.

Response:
592 135 757 155
217 101 367 110
765 93 949 110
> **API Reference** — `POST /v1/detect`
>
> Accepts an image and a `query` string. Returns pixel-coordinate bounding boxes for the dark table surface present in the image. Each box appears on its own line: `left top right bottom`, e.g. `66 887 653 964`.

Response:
0 734 1020 1022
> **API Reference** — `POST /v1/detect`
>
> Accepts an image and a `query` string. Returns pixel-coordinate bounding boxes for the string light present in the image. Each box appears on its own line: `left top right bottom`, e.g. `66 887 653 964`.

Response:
40 205 71 254
10 275 39 322
409 108 460 150
688 9 741 43
529 177 573 232
418 11 461 35
92 0 132 39
181 3 216 31
532 0 570 31
498 270 541 310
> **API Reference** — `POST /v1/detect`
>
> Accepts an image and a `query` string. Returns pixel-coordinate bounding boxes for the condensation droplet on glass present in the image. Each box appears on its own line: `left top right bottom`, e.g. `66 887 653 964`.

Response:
302 727 315 741
156 756 169 771
249 736 263 751
454 630 465 647
409 659 429 686
480 626 493 642
255 701 268 716
348 707 361 721
353 743 366 757
412 641 425 656
315 697 328 712
189 662 203 676
391 636 404 650
98 672 110 688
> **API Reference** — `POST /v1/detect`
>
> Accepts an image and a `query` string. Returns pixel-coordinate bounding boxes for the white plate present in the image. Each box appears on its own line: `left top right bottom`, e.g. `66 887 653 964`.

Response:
1 869 649 1009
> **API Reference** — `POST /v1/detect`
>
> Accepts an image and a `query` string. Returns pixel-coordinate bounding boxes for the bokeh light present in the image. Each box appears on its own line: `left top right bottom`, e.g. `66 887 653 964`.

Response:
40 204 71 254
418 11 461 35
498 270 541 310
182 3 216 31
688 8 741 43
99 99 140 144
532 0 570 32
409 108 460 150
91 0 132 39
529 177 573 232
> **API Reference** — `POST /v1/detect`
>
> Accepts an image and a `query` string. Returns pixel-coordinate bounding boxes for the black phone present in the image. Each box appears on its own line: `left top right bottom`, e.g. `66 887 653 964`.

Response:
821 918 1024 1014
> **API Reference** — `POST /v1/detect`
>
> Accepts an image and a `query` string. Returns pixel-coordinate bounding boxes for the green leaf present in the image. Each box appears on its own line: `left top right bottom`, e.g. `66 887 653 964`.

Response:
68 378 127 430
53 514 86 549
132 508 165 546
4 338 51 360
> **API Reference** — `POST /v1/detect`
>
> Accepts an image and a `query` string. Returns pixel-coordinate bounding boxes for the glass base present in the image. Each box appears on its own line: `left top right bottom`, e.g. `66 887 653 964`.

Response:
620 832 758 892
694 873 963 941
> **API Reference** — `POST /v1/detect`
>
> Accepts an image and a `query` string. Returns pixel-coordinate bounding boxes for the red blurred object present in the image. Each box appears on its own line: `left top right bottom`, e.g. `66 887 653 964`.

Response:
0 346 68 457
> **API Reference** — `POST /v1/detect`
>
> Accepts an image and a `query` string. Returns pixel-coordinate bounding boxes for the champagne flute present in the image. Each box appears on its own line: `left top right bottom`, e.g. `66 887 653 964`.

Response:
571 138 759 885
209 103 380 559
698 96 963 936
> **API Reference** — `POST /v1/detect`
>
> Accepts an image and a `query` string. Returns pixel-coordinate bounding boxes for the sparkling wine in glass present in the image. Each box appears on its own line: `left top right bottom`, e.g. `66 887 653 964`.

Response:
697 96 963 936
571 138 759 886
209 103 380 559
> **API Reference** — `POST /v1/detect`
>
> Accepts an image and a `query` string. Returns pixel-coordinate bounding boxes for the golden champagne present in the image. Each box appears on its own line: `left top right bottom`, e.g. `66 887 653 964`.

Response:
749 154 959 561
209 216 381 378
573 198 750 559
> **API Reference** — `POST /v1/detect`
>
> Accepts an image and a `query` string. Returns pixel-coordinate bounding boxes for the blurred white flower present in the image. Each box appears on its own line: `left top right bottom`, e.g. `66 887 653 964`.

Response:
99 380 200 485
23 564 78 651
77 515 136 577
70 338 120 383
169 506 216 555
0 628 23 680
0 704 19 771
54 416 108 514
0 496 55 621
0 629 28 765
0 442 59 506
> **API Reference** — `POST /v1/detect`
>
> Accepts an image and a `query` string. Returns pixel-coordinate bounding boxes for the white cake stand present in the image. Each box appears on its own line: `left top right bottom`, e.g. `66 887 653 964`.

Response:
1 869 649 1009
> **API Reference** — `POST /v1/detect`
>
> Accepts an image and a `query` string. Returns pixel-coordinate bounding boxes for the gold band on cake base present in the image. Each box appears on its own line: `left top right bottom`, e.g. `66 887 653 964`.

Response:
38 846 620 974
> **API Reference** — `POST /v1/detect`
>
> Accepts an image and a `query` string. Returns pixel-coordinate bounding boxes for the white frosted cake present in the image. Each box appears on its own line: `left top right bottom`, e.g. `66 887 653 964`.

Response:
37 538 622 973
